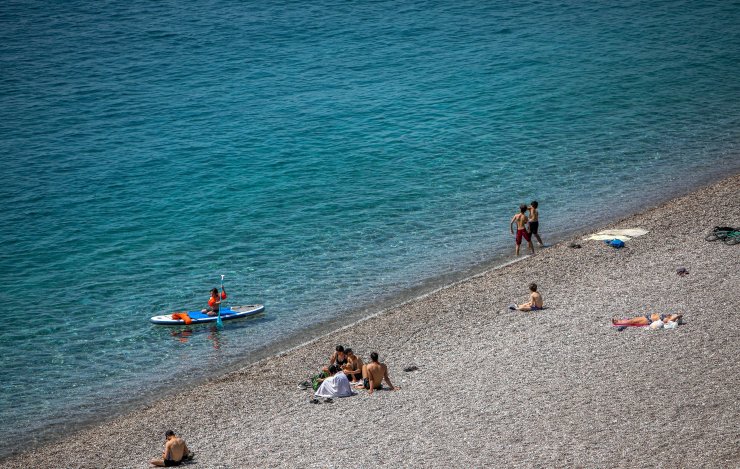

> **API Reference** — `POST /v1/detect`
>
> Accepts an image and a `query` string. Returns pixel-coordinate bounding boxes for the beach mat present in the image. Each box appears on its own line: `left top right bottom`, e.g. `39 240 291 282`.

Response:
586 228 648 241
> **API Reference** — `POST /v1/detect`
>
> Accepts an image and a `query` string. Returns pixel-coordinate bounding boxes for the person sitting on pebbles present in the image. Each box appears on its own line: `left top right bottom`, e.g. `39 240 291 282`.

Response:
612 313 683 327
509 283 544 311
314 365 353 400
328 345 348 369
360 352 399 395
342 348 364 383
150 430 192 467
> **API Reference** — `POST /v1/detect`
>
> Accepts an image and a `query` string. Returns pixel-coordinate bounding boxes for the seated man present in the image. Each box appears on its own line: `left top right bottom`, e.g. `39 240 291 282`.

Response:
612 313 683 327
342 348 364 382
510 283 543 311
361 352 398 395
150 430 191 467
314 365 353 398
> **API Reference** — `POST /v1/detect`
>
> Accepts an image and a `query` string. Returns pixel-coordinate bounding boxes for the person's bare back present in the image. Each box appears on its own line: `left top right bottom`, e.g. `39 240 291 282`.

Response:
151 431 189 467
512 212 528 229
510 204 534 256
512 283 543 312
365 362 386 390
529 291 543 308
361 352 397 394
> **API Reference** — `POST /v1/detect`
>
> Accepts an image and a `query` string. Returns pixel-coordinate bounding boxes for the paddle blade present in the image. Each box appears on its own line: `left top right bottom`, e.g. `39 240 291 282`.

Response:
216 314 223 328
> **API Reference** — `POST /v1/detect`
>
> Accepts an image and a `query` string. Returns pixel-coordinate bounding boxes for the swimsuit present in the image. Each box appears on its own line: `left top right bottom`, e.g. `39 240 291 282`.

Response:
332 354 348 367
529 221 539 234
644 314 668 323
516 228 531 245
362 377 382 390
164 459 182 467
530 305 542 311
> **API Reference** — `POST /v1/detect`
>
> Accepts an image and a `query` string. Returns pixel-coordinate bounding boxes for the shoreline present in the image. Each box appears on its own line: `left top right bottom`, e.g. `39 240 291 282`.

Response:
3 172 739 468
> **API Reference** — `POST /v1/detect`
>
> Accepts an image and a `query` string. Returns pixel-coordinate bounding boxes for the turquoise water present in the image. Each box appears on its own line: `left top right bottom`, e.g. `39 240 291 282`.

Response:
1 0 739 455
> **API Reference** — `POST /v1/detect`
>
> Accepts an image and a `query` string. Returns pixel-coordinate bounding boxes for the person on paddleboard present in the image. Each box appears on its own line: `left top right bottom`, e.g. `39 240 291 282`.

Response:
202 286 227 316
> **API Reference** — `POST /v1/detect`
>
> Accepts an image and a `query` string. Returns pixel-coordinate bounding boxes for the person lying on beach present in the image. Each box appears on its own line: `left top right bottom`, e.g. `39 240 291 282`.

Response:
150 430 192 467
342 348 364 382
528 200 544 247
509 283 544 311
314 365 353 398
612 313 683 327
510 204 535 256
202 286 227 316
360 352 398 394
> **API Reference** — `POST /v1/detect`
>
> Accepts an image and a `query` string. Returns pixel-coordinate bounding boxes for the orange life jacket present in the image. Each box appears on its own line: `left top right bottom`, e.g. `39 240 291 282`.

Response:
172 312 192 325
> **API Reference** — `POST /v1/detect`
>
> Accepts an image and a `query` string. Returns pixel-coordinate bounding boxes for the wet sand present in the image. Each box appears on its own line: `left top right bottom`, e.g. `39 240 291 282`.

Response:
3 173 739 468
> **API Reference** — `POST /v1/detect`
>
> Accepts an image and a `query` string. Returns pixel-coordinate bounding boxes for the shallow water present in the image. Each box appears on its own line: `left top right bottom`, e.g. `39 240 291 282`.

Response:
0 0 739 456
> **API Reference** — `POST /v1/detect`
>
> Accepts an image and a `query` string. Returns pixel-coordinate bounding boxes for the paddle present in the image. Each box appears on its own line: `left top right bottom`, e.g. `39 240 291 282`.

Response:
216 274 225 328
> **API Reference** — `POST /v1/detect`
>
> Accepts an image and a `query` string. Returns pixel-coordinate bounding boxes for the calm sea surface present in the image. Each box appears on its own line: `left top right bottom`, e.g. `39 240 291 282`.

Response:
1 0 738 455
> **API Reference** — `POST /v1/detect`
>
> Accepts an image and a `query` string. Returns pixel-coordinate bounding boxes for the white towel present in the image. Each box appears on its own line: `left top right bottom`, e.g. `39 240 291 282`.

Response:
314 372 354 398
585 228 649 241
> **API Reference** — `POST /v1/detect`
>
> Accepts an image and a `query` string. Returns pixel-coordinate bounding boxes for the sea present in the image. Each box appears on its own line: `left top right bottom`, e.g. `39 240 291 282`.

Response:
1 0 739 456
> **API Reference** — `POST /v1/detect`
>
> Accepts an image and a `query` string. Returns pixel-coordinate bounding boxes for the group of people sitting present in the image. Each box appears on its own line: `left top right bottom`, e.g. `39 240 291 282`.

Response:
311 346 398 400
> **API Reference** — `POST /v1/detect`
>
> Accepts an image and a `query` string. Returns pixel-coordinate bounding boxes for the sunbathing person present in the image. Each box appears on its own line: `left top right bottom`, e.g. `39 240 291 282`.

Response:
509 283 544 311
150 430 191 467
361 352 398 395
314 365 353 399
612 313 683 327
342 348 364 382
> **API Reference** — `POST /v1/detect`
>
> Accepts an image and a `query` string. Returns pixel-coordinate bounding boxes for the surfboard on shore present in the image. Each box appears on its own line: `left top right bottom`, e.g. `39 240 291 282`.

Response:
150 304 265 325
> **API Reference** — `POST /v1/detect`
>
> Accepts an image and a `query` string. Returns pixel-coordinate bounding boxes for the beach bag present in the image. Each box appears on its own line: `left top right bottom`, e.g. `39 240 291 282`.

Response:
606 239 625 249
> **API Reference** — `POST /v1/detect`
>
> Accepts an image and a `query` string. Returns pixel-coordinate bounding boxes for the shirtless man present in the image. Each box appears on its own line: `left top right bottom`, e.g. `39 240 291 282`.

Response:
361 352 398 394
512 283 544 311
342 348 364 382
510 204 535 256
528 200 544 246
150 430 190 467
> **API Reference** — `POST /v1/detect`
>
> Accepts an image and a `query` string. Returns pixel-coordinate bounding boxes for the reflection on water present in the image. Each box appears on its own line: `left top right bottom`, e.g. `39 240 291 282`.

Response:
169 325 223 349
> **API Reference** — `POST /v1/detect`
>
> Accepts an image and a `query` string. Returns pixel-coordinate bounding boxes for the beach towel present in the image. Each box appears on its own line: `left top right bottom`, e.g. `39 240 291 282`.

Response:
314 372 354 398
598 228 648 237
586 228 648 241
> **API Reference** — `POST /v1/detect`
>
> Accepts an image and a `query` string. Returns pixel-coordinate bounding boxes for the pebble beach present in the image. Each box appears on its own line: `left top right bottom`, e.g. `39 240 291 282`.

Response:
3 173 739 468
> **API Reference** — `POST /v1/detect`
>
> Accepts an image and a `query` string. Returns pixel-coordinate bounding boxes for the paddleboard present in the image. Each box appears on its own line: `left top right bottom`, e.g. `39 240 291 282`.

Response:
150 304 265 325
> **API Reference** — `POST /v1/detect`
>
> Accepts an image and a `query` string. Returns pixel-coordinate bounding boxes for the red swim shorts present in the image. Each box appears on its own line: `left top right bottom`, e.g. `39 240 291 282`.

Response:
516 228 531 245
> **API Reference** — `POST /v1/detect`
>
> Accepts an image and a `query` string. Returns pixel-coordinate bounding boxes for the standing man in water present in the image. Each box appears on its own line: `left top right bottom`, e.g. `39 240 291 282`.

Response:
510 204 535 256
528 200 544 247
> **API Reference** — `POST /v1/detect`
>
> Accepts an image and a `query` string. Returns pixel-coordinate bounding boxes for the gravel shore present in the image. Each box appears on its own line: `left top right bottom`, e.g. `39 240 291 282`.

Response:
3 174 739 469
